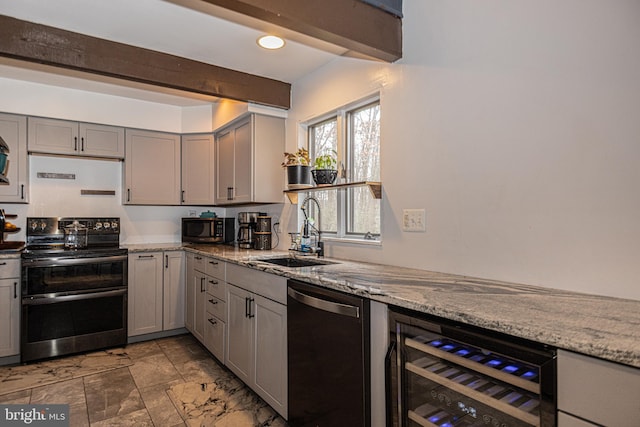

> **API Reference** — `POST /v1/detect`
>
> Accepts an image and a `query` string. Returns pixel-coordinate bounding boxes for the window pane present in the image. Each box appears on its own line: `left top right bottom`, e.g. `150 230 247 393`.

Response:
349 102 380 235
310 118 337 159
351 103 380 181
309 190 337 234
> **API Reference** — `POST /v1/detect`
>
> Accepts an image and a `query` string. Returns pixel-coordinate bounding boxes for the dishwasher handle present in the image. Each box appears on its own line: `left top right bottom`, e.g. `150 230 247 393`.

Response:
288 286 360 318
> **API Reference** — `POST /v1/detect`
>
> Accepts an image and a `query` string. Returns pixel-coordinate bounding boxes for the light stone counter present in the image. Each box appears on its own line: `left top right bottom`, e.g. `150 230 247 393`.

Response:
125 243 640 369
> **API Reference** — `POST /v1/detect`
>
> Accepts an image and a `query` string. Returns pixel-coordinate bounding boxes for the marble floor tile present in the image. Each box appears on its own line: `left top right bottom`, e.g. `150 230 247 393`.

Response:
0 347 132 396
90 408 155 427
84 367 145 423
138 379 185 427
123 340 162 360
30 378 89 427
0 389 31 404
0 334 285 427
128 352 183 389
157 334 210 365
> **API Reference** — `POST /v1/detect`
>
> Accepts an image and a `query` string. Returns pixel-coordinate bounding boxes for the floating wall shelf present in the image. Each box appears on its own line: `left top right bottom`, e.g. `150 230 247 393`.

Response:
284 181 382 204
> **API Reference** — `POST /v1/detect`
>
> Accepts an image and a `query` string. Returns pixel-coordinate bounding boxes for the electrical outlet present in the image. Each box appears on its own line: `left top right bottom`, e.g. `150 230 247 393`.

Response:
403 209 426 232
188 210 197 217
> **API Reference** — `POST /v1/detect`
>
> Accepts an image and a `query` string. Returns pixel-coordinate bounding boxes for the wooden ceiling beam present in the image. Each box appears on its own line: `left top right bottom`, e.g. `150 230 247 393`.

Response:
200 0 402 62
0 14 291 109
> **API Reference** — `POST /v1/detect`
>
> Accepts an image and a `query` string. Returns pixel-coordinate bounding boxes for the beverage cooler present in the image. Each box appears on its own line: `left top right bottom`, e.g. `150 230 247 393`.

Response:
387 308 556 427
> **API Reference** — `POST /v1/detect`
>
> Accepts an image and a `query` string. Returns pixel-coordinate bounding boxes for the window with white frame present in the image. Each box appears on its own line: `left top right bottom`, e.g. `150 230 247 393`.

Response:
306 96 381 240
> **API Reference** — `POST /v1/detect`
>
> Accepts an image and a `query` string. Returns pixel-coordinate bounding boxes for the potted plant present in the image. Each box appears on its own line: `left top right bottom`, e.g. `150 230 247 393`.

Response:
282 148 312 189
311 151 338 185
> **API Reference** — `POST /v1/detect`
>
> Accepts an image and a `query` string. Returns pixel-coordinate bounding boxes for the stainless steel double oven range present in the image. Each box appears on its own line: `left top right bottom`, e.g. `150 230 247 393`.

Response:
21 217 127 363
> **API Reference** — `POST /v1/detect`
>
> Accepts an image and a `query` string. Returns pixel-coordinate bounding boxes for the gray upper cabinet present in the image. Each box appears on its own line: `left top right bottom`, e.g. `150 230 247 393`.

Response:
124 129 181 205
28 117 125 159
214 113 284 205
0 113 28 203
181 133 215 205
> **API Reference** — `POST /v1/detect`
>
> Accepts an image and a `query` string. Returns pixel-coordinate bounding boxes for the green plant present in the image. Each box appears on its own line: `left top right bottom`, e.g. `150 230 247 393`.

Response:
313 151 337 170
282 148 310 167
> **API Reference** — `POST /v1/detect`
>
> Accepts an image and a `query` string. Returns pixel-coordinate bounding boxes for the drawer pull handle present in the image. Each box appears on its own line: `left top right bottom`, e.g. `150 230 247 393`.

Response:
209 261 219 265
138 255 154 259
195 256 202 260
0 262 7 266
209 280 218 285
208 299 218 305
208 318 217 325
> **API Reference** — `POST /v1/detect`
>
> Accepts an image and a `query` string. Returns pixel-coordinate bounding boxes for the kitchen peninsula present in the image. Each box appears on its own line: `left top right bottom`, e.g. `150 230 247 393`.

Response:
125 243 640 369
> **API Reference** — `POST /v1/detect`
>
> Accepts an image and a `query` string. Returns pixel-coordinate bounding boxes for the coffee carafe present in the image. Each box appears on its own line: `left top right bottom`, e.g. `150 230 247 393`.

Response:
237 212 264 249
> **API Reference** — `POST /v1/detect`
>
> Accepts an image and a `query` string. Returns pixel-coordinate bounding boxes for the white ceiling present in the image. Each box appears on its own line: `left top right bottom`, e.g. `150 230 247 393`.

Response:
0 0 348 106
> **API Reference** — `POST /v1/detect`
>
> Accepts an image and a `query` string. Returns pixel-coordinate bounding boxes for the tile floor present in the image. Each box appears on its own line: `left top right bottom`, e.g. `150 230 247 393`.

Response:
0 334 286 427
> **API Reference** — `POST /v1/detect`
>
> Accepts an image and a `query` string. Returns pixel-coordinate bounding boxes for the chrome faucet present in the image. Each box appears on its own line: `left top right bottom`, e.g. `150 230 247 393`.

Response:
300 195 324 257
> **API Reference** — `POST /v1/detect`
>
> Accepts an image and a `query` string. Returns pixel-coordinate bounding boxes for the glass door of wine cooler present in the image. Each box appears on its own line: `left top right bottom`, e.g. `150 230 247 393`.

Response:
387 309 556 427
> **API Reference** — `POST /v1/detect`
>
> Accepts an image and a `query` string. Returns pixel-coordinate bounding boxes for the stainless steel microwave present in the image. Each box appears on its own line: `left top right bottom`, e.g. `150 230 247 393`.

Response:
181 217 235 244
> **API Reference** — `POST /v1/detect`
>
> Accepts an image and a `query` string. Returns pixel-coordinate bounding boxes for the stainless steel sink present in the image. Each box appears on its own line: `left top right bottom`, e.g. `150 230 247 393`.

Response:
257 256 338 268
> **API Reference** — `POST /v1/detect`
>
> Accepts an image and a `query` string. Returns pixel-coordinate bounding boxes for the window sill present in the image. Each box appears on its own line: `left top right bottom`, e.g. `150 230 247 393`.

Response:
321 236 382 246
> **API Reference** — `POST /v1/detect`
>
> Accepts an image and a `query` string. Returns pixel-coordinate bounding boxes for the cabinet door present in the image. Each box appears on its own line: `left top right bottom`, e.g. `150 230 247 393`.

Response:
124 129 181 205
226 284 252 384
0 113 28 203
0 278 20 357
185 253 196 332
193 271 207 343
79 123 125 159
253 294 287 417
163 251 185 330
231 118 252 203
215 128 235 204
181 134 215 205
128 252 163 336
27 117 79 155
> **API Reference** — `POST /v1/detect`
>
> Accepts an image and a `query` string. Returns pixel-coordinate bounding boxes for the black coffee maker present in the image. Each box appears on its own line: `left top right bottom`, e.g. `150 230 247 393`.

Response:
237 212 265 249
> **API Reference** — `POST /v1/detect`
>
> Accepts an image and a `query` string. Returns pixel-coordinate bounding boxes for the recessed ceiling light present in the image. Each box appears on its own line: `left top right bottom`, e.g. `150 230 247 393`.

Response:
257 35 285 50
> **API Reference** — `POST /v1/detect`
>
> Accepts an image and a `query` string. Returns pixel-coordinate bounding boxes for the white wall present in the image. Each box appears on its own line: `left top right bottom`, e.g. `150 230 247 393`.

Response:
288 0 640 300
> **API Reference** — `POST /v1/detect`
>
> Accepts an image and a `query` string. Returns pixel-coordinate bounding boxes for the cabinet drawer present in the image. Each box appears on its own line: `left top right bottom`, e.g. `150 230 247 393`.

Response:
226 263 287 304
557 349 640 426
0 259 20 279
205 258 225 279
206 276 226 301
204 316 225 362
206 295 226 319
193 254 206 273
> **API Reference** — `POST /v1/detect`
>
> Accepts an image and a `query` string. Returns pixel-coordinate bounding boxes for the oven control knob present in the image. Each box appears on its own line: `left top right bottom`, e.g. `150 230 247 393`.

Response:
95 222 103 230
30 221 39 231
103 222 110 229
111 221 118 230
40 221 47 231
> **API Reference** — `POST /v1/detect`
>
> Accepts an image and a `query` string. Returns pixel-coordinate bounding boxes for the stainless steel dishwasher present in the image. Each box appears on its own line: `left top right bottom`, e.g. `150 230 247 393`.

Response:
287 279 371 427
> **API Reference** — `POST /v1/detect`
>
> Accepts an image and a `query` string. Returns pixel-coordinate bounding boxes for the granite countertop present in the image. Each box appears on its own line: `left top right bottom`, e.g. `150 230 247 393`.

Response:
126 243 640 369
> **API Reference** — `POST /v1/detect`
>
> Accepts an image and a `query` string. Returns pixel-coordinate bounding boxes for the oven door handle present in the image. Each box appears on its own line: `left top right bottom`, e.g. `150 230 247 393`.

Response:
22 288 127 305
22 254 128 268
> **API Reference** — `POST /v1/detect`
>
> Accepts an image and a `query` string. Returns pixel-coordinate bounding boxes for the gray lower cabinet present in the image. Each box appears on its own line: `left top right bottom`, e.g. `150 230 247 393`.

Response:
557 349 640 426
225 263 287 418
0 259 20 357
185 253 227 362
128 251 185 337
